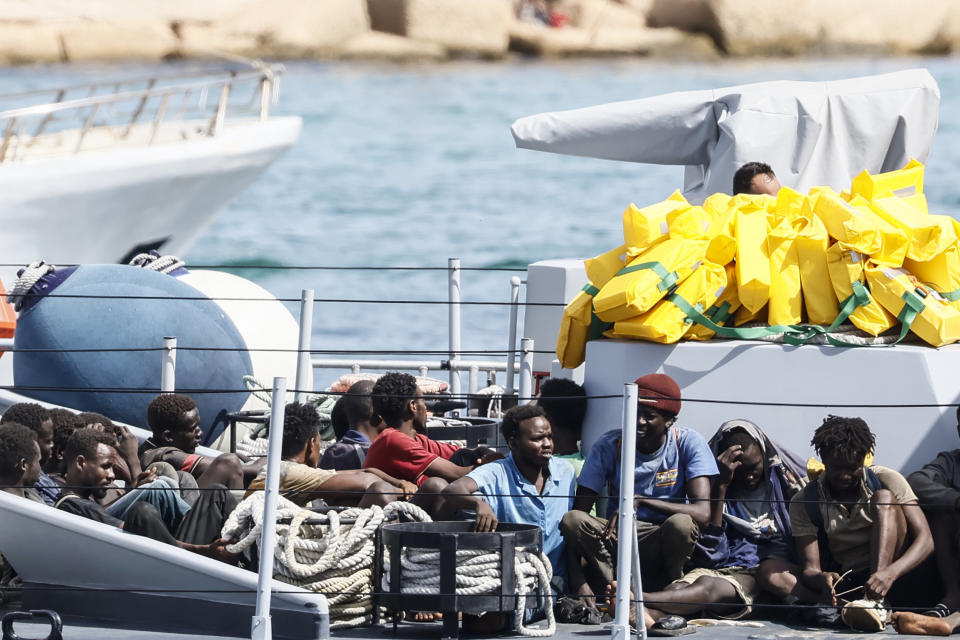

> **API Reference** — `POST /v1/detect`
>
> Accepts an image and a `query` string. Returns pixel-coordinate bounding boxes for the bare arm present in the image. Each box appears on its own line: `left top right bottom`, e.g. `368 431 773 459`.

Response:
635 475 712 525
866 500 933 598
573 485 599 513
441 477 498 532
795 533 838 604
423 456 475 481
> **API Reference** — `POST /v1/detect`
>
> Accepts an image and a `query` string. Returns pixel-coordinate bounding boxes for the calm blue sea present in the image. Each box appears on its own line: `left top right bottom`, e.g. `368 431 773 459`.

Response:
3 56 960 385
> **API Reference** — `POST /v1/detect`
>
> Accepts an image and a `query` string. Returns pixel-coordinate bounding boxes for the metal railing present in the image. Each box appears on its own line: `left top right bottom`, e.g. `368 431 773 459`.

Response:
0 61 284 163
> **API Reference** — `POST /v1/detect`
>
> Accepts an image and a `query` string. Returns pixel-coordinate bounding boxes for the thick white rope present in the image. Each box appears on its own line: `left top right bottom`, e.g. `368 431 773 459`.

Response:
7 261 56 311
128 252 186 274
222 494 555 635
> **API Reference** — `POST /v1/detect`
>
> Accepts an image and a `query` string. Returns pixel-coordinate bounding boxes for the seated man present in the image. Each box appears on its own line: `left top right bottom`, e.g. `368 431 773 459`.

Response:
2 403 60 505
537 378 587 478
637 420 812 627
733 161 781 196
245 402 414 507
790 416 933 631
442 405 575 593
56 428 236 562
0 422 42 500
139 393 260 489
45 410 87 483
561 373 718 605
320 380 382 470
364 372 495 513
909 405 960 612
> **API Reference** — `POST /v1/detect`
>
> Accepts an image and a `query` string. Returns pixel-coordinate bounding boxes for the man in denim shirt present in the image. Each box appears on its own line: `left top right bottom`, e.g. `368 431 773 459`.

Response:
442 404 575 593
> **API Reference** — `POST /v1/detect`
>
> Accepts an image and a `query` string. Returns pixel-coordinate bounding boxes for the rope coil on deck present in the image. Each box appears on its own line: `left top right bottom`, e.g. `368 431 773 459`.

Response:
222 494 556 634
222 494 430 628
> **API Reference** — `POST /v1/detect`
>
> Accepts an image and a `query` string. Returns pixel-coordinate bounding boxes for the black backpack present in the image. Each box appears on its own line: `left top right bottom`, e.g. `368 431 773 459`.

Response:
802 467 882 572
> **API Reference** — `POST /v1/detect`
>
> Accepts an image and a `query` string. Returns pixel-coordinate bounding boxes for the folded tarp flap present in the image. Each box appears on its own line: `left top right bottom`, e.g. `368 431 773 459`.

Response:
511 69 940 204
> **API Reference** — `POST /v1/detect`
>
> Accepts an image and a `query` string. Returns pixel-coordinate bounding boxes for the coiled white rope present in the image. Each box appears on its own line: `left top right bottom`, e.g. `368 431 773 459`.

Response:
128 252 186 274
222 494 555 635
7 261 56 311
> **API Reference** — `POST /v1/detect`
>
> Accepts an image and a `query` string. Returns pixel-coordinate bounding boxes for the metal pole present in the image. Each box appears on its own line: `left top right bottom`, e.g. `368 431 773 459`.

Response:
161 337 177 393
294 289 314 404
632 523 647 640
518 338 534 405
611 383 638 640
448 258 462 401
252 377 288 640
505 276 522 394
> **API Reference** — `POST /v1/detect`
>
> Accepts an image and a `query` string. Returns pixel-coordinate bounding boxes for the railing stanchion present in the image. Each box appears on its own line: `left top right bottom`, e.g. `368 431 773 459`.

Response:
468 365 480 397
252 377 288 640
505 276 522 394
518 338 534 405
611 383 638 640
161 337 177 393
448 258 462 401
294 289 314 404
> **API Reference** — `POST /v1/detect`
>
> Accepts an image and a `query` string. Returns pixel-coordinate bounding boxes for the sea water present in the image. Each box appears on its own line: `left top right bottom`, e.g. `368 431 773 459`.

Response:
3 56 960 387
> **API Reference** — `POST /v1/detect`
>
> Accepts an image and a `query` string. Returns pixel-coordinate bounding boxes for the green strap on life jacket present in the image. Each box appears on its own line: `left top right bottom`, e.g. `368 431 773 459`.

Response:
616 261 679 292
581 283 612 340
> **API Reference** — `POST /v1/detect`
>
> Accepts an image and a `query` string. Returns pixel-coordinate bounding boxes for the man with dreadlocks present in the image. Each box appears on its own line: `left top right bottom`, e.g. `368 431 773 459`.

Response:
790 416 933 632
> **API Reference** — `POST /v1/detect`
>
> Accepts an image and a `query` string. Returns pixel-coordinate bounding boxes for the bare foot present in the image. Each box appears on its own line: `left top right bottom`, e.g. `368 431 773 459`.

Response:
891 612 952 636
406 611 443 622
574 581 597 609
605 581 639 627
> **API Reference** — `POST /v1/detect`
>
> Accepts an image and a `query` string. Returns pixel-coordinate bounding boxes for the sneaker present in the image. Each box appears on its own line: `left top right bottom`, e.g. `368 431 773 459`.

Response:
841 599 890 632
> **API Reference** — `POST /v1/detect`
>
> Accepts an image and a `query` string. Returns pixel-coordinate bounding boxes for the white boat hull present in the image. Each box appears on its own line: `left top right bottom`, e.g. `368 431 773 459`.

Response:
0 116 302 270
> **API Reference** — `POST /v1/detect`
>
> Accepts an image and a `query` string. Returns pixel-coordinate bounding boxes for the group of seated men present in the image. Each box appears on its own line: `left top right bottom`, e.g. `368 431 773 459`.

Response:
3 370 960 636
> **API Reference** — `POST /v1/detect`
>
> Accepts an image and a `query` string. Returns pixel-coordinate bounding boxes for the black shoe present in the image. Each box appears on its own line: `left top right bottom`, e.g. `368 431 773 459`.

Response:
802 604 842 628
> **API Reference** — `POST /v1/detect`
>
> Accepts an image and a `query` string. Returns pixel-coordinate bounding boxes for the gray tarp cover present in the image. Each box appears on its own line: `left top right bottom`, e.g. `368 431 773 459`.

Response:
511 69 940 203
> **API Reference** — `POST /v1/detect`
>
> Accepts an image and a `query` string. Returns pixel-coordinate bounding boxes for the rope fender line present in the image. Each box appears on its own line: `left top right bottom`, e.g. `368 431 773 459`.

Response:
222 493 556 635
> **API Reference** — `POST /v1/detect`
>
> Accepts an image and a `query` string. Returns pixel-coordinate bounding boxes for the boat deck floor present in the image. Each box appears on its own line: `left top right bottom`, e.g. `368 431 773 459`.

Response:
1 606 928 640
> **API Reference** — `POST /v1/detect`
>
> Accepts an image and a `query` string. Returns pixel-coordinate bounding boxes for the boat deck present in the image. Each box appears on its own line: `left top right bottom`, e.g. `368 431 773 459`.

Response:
0 606 928 639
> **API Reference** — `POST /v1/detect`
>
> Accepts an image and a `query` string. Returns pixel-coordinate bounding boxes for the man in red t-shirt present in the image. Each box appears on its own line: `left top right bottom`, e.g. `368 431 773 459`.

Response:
364 373 495 515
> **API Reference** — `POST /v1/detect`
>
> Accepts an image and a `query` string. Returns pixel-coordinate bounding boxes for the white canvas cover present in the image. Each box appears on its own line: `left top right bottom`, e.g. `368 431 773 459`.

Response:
511 69 940 203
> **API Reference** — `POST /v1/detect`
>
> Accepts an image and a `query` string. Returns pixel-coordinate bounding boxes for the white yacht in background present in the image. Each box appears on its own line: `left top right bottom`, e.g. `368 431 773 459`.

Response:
0 61 301 274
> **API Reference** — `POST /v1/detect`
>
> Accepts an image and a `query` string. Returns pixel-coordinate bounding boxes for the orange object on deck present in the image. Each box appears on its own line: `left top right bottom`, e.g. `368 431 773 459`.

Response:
0 279 16 354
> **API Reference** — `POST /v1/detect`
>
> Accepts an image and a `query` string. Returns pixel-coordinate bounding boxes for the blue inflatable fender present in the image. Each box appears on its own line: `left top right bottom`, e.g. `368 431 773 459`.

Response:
13 264 253 437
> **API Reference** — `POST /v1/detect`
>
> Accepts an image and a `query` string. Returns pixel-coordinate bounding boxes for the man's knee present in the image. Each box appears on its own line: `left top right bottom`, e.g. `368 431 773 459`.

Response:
560 509 591 538
124 501 161 528
662 513 699 543
418 476 448 494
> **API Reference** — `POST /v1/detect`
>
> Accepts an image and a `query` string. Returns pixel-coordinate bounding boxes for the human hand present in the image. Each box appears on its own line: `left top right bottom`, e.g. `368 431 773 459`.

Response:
398 480 418 500
114 425 140 460
602 511 619 543
865 568 895 600
478 451 505 465
205 538 241 564
816 571 840 605
134 466 158 487
473 501 499 533
716 444 744 487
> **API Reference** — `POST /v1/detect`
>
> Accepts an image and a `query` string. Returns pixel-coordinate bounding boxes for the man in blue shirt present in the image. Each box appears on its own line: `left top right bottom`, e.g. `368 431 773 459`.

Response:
442 403 576 593
561 373 718 604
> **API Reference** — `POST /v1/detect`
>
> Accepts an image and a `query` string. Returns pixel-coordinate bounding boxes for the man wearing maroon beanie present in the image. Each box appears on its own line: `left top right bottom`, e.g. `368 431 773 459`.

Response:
561 373 718 603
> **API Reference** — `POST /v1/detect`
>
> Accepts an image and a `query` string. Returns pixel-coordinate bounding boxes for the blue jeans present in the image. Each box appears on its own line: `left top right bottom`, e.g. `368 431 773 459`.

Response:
106 477 192 533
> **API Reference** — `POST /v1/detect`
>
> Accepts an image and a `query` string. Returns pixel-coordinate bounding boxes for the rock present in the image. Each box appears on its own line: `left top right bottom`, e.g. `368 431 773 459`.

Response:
338 30 447 61
226 0 370 56
648 0 960 56
59 22 179 62
368 0 512 58
0 23 63 64
509 20 716 57
174 23 263 58
555 0 645 31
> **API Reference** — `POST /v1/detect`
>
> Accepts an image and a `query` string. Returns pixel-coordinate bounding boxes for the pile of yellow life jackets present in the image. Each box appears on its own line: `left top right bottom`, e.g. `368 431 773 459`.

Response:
557 159 960 368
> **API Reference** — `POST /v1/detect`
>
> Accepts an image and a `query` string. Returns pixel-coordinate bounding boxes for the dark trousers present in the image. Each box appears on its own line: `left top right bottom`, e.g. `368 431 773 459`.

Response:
124 484 238 546
560 510 700 592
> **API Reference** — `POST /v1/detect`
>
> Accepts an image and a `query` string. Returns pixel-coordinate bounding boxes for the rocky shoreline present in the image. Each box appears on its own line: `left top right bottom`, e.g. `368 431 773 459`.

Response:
0 0 958 65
